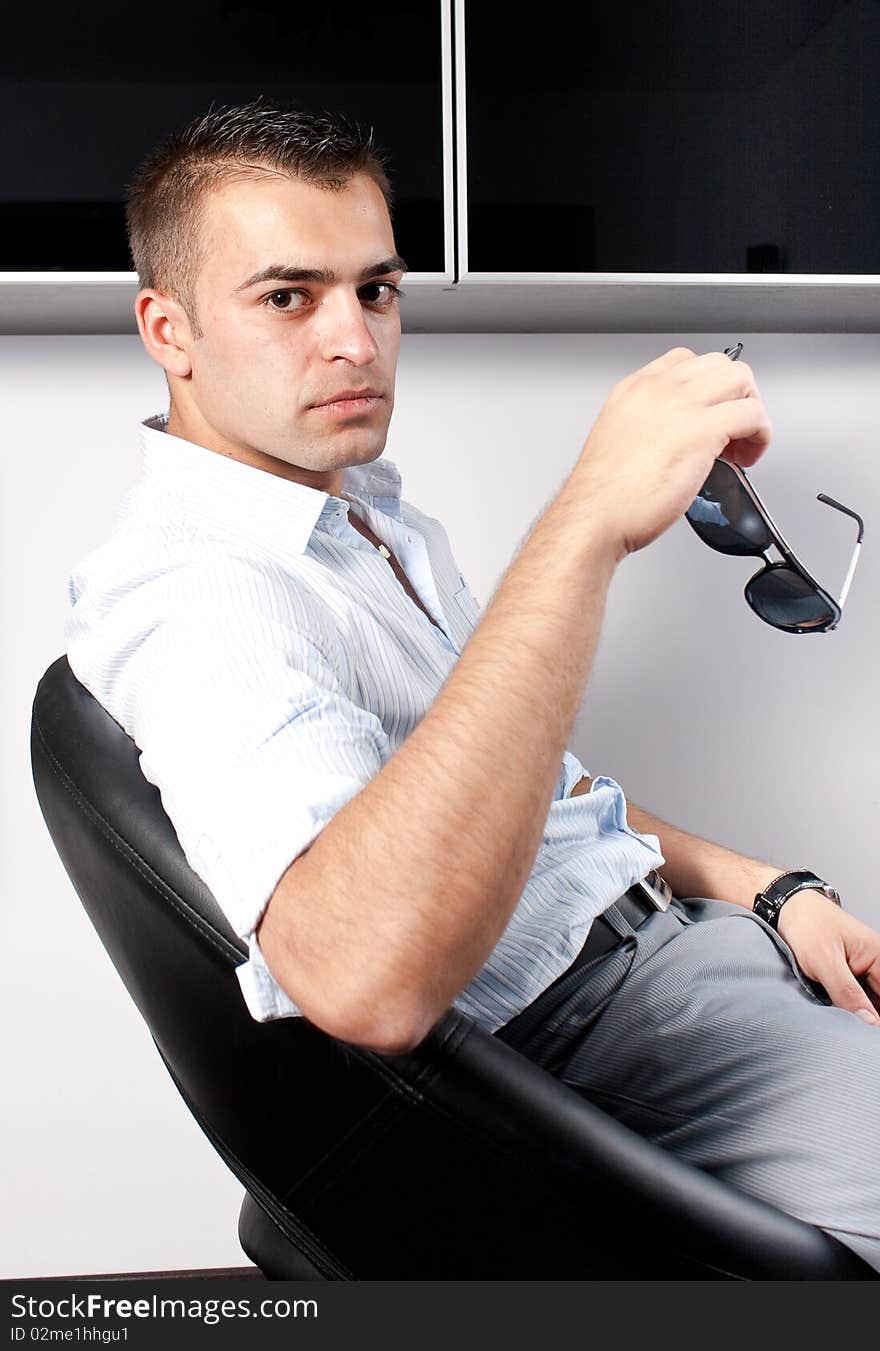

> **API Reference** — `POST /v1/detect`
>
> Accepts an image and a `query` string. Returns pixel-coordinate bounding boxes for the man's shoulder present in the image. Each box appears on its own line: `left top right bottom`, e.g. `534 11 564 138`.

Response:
66 530 347 662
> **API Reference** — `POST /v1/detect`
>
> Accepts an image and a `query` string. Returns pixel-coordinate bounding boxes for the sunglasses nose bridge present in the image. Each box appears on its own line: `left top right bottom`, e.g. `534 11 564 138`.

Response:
745 553 773 598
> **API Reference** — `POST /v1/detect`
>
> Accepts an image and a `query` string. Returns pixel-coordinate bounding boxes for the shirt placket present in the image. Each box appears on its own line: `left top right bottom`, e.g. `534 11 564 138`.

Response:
392 518 460 652
343 497 459 656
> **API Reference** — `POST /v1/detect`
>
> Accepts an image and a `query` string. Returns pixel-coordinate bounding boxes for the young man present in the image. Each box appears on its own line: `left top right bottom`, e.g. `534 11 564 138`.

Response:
66 98 880 1270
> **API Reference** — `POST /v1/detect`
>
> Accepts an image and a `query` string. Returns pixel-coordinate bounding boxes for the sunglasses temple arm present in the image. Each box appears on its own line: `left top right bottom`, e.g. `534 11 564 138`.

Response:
836 539 862 609
817 494 865 609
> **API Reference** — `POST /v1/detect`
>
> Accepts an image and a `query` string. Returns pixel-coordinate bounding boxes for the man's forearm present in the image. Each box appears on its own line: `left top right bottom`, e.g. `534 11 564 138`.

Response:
570 775 782 907
261 489 621 1054
626 799 783 909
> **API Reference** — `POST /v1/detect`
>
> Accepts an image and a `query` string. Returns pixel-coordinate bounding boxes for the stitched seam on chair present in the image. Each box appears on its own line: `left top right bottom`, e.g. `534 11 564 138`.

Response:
33 714 243 965
232 1157 356 1280
280 1022 477 1206
330 1016 472 1099
290 1092 451 1216
281 1090 414 1209
293 1035 588 1217
226 1148 354 1279
158 1045 354 1279
281 1025 481 1212
278 1049 422 1198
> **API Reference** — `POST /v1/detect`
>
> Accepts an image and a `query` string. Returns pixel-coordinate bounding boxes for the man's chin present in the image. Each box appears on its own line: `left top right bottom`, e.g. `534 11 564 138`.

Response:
322 432 389 468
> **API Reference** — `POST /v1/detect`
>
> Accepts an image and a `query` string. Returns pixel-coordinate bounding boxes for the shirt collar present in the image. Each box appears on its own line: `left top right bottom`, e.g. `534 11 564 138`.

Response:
139 412 403 557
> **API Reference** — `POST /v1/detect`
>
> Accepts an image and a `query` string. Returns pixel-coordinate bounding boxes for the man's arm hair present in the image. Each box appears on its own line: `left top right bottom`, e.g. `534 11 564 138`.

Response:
624 798 784 909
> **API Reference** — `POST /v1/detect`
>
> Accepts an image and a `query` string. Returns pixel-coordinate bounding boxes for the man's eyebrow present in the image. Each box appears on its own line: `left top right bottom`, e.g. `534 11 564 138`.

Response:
234 253 409 293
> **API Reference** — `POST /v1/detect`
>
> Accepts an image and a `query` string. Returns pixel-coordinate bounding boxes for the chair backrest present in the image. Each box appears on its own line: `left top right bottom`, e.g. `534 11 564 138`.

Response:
30 655 876 1280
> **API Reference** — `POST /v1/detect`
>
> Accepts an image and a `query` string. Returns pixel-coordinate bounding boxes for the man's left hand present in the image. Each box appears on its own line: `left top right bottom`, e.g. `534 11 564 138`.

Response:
777 890 880 1025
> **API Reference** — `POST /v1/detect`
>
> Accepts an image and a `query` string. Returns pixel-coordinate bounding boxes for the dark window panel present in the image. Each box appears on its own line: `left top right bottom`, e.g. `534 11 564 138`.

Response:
0 1 445 273
466 0 880 274
0 198 443 275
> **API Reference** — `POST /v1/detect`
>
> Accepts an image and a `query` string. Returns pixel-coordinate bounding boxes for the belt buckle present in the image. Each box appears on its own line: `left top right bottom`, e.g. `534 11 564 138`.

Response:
634 869 672 911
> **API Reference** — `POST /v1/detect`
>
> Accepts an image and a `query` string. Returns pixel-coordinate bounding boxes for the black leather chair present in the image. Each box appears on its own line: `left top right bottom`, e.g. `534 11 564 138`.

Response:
30 655 877 1280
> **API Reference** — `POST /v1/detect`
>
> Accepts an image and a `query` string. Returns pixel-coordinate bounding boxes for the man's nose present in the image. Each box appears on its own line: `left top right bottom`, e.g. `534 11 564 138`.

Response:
315 289 382 364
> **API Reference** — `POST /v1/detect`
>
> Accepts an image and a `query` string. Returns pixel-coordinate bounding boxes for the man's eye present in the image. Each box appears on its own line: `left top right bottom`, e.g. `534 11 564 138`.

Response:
262 290 306 313
361 281 406 306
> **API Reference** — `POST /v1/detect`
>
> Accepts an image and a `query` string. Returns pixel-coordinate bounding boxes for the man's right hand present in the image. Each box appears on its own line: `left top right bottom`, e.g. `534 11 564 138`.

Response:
566 346 773 561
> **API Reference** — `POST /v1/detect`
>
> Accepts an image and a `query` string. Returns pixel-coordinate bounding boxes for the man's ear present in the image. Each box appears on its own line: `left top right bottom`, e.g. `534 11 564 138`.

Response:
134 289 194 380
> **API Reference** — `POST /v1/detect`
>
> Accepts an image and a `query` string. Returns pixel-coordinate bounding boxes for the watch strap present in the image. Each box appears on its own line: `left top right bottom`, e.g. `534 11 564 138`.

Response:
753 869 841 929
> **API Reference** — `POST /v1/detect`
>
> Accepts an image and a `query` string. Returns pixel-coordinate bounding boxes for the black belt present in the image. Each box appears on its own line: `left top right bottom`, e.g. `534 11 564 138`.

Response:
494 873 676 1046
569 872 673 972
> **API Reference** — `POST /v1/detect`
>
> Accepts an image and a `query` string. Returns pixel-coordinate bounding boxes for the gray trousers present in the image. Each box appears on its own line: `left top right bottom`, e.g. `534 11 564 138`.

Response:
494 894 880 1273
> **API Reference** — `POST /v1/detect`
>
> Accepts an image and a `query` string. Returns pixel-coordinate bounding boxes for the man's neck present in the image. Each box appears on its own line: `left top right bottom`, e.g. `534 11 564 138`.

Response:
164 405 345 496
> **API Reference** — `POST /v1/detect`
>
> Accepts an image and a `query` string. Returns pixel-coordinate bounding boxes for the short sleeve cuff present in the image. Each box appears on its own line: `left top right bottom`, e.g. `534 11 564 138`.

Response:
561 748 592 799
235 930 306 1023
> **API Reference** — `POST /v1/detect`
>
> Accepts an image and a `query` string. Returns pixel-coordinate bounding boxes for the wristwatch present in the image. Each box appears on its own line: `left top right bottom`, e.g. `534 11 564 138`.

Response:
753 869 841 930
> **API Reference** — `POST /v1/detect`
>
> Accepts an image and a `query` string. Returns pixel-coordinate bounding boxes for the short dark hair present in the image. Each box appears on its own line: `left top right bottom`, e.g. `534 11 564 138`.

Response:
124 96 395 339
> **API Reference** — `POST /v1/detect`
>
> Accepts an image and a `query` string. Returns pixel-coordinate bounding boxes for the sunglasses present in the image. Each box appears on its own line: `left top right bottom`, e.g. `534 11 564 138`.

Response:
684 344 865 633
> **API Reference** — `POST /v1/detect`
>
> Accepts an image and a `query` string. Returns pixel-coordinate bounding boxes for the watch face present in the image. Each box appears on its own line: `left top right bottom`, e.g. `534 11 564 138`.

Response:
795 880 840 905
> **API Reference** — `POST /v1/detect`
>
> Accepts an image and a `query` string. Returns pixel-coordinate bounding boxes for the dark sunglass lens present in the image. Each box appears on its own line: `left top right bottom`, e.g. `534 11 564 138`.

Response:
746 567 836 630
685 460 773 556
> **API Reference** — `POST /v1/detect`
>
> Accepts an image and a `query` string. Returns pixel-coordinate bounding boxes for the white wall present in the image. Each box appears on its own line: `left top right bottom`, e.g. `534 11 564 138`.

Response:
2 331 878 1277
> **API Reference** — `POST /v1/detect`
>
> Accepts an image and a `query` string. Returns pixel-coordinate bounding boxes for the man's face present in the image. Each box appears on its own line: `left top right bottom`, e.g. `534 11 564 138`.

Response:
140 170 405 494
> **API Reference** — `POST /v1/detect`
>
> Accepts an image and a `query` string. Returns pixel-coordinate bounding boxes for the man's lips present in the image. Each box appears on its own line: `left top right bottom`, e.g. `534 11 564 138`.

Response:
310 392 383 415
311 389 382 408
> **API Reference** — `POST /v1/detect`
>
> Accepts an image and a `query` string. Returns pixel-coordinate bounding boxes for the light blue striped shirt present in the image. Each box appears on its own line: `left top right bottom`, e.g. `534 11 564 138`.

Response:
64 413 665 1034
